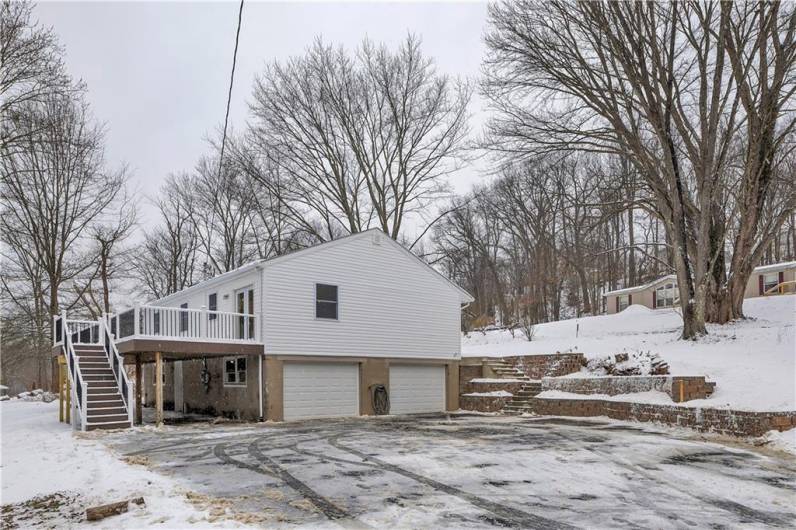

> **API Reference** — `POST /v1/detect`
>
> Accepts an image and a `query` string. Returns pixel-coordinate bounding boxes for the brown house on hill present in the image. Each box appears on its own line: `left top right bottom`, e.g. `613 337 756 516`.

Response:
603 261 796 315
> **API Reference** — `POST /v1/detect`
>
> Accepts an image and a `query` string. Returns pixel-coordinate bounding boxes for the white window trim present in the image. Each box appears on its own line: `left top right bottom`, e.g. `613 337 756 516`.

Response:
223 356 247 387
763 272 779 292
618 294 630 311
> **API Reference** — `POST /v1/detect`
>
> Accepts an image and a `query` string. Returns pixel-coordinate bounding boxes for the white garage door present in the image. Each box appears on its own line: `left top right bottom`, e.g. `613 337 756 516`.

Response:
389 364 446 415
283 362 359 420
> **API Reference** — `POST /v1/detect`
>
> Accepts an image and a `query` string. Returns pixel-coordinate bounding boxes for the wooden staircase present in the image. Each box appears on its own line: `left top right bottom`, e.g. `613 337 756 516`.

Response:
74 345 131 430
483 359 543 415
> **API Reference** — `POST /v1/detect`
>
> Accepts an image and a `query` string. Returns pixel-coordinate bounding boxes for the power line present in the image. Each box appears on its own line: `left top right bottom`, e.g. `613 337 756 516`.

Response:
217 0 245 176
205 0 244 279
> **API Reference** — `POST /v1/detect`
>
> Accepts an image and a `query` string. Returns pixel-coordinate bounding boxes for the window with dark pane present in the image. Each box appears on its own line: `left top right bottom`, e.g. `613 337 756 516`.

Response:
224 357 246 385
315 284 338 319
208 293 217 320
179 302 188 332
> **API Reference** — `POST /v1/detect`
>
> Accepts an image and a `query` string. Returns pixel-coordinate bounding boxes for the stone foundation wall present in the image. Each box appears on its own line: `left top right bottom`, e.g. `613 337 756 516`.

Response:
528 397 796 437
460 395 510 413
504 353 584 379
542 375 713 403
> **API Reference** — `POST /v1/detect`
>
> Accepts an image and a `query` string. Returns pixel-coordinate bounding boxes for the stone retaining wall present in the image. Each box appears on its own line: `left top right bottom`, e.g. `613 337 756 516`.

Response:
461 380 526 395
503 353 584 379
528 396 796 437
459 395 510 413
542 375 713 403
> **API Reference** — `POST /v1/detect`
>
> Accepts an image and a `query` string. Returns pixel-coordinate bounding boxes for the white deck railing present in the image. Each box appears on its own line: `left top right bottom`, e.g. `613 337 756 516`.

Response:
109 304 259 343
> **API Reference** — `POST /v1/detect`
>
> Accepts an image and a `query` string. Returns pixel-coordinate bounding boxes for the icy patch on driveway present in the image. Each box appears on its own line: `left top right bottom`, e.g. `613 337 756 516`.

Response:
100 414 796 529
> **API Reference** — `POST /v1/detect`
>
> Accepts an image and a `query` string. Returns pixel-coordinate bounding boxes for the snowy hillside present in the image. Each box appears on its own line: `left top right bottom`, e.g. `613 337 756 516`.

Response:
463 295 796 412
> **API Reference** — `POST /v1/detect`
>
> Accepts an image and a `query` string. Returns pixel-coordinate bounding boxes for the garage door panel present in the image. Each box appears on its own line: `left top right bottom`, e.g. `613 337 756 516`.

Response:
390 364 446 414
283 362 359 420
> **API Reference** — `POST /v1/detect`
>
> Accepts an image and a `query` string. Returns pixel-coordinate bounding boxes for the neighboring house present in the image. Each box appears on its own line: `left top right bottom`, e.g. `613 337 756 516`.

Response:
745 261 796 298
603 261 796 314
53 229 473 430
603 275 678 315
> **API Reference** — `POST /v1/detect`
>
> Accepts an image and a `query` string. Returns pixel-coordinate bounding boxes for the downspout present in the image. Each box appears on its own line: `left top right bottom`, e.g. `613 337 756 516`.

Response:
257 264 264 421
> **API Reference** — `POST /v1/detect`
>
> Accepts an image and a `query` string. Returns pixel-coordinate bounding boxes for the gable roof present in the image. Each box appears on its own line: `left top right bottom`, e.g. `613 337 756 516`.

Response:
602 274 677 298
753 261 796 274
153 229 473 305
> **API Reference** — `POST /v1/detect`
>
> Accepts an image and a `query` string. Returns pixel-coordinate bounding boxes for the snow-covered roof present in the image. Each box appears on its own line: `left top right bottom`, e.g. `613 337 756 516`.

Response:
602 274 677 298
753 261 796 274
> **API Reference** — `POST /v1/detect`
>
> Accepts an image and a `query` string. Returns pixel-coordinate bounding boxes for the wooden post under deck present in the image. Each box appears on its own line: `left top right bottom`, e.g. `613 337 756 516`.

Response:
65 368 71 424
135 354 143 425
58 356 65 423
155 352 163 427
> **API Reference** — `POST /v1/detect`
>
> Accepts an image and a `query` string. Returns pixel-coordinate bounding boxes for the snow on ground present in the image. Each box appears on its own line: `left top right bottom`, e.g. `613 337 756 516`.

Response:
0 401 252 528
461 390 513 397
761 429 796 456
463 295 796 412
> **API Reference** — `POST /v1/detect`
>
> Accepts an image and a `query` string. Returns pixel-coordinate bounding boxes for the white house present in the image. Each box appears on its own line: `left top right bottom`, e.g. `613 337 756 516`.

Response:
54 229 473 429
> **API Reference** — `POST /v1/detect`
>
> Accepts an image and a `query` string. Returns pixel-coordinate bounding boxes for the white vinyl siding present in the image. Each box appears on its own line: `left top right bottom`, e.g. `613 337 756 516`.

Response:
262 233 463 359
283 362 359 420
389 365 446 414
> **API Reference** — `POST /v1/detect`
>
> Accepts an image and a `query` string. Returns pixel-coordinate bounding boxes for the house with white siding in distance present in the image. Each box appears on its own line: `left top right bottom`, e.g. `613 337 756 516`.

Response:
52 229 473 430
603 261 796 315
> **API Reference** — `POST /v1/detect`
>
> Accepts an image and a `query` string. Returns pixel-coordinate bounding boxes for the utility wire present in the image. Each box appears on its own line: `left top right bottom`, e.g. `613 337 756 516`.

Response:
205 0 244 279
217 0 245 177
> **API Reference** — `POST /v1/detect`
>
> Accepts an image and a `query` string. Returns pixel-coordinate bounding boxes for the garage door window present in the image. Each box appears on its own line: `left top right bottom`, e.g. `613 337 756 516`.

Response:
224 357 246 386
315 284 338 319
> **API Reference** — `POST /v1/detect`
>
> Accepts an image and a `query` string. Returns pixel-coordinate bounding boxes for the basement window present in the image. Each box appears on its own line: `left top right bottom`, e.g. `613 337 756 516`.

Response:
224 357 247 386
315 284 338 320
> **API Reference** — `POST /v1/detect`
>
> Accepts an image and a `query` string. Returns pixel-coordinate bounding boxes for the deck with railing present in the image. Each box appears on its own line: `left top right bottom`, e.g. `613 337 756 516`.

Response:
54 304 263 361
108 304 259 344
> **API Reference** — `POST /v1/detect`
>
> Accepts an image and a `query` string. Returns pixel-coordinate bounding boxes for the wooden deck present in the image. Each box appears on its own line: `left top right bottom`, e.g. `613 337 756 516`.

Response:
116 337 264 364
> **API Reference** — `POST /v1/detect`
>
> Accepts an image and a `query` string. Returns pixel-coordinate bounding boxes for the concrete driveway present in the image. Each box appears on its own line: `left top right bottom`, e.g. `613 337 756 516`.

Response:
103 415 796 529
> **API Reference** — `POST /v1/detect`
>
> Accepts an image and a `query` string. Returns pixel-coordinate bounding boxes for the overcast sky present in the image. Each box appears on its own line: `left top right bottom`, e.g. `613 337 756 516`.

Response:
36 1 490 225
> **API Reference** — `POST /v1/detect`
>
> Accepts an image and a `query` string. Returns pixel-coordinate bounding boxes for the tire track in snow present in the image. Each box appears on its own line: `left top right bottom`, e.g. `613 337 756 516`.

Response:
326 434 575 530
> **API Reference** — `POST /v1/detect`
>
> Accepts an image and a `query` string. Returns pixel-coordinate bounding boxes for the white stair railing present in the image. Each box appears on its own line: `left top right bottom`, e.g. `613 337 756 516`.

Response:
100 315 134 426
61 315 89 431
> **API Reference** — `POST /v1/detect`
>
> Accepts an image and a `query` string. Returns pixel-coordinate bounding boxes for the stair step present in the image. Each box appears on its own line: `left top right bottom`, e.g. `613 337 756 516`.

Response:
87 406 127 414
87 413 129 422
86 421 131 431
74 344 104 350
87 400 125 407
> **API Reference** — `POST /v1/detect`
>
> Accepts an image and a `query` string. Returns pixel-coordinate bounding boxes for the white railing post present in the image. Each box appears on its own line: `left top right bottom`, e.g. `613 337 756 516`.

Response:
52 314 58 346
200 305 207 339
61 310 68 343
133 303 140 337
128 377 134 426
81 382 87 432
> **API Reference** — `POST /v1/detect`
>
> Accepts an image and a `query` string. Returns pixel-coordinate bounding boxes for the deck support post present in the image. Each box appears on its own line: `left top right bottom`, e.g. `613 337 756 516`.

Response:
135 354 143 425
65 369 71 424
58 356 65 422
155 352 163 427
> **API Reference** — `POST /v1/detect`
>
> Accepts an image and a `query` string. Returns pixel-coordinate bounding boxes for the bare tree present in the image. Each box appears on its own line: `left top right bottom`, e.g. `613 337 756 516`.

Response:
1 0 70 151
482 0 796 338
248 35 471 243
132 174 199 299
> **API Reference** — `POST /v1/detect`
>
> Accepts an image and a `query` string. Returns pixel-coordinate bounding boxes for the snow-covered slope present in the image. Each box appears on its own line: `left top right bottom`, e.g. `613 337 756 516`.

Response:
0 401 250 528
463 295 796 412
